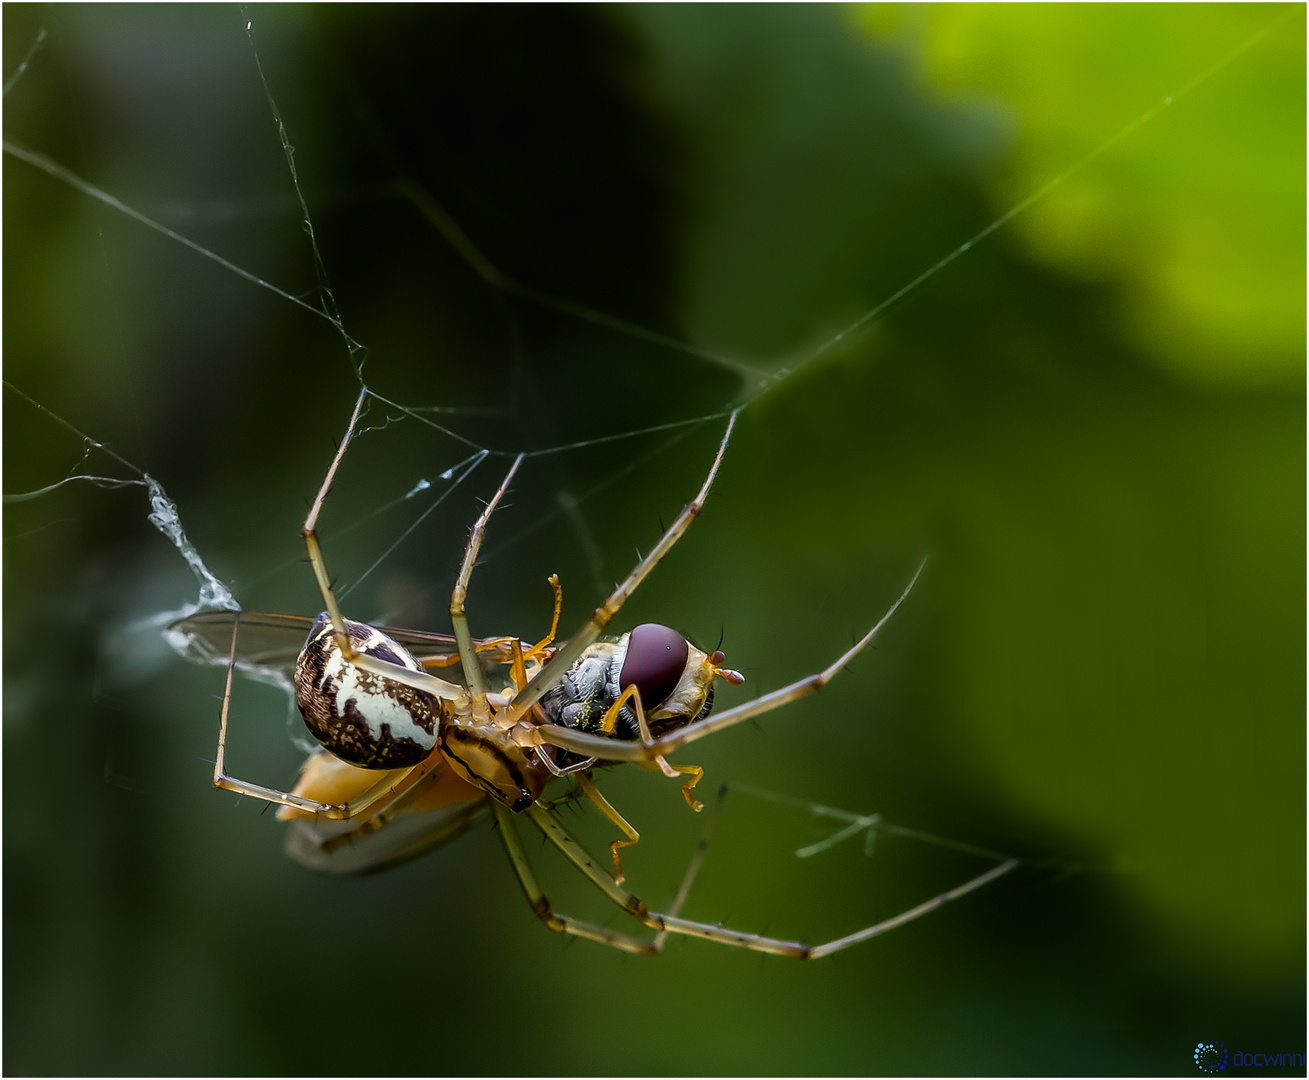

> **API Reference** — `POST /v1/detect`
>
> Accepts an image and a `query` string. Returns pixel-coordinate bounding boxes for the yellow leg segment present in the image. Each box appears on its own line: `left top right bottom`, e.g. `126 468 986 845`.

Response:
576 772 641 884
524 574 563 660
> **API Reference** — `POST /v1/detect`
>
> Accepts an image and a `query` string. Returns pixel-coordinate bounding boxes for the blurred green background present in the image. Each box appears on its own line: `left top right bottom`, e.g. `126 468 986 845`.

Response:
4 4 1303 1075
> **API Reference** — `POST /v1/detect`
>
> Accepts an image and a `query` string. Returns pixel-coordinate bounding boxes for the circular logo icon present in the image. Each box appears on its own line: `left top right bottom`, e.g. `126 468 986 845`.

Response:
1194 1041 1228 1073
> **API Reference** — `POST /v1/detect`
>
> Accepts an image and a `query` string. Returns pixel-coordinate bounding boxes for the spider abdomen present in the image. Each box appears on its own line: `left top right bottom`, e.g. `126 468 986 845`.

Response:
294 614 445 769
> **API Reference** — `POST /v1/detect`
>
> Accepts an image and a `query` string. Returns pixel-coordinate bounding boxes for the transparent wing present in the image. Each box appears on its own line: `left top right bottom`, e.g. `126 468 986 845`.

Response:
282 755 490 875
168 608 537 677
285 799 490 875
168 610 321 675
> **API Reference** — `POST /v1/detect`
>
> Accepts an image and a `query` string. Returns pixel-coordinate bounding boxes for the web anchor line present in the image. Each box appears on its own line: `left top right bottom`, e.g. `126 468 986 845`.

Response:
3 26 48 98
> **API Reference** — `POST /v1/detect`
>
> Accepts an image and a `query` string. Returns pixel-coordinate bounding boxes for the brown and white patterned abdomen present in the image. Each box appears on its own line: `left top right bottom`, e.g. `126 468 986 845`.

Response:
294 615 446 769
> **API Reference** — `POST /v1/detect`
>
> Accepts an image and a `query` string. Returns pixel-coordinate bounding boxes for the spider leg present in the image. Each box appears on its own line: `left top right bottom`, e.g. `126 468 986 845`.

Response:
450 453 524 721
419 635 548 713
525 800 1018 958
529 558 927 765
439 574 560 679
502 409 740 726
299 387 468 702
492 788 720 957
210 613 440 819
302 386 367 660
491 800 657 956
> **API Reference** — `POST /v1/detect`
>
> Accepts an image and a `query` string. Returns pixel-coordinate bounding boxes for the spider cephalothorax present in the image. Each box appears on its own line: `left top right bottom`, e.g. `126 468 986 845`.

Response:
438 713 549 811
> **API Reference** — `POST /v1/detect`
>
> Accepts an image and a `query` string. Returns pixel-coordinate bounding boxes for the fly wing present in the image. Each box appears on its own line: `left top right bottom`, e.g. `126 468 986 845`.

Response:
167 609 532 675
282 755 489 875
284 798 490 875
167 609 316 676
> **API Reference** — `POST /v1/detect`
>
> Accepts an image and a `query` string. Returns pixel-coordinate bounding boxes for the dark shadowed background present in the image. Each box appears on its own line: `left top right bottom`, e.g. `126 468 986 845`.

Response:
4 4 1304 1075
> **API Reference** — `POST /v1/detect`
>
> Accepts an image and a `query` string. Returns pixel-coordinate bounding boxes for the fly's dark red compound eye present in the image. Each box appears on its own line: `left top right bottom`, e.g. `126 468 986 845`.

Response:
620 623 689 708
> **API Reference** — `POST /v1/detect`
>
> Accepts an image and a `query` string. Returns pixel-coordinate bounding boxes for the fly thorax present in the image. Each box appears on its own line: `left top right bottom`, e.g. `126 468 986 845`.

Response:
538 640 627 734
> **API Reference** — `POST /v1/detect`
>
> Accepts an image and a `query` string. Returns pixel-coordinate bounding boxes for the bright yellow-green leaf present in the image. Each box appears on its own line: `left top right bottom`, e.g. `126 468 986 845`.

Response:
860 4 1306 386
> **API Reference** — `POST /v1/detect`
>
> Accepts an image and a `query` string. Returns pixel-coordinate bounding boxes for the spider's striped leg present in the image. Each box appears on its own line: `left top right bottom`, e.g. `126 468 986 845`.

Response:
449 453 524 722
418 574 560 659
210 613 441 819
438 574 561 698
503 409 740 727
530 559 926 768
492 784 722 956
298 386 468 702
301 386 366 659
491 801 657 957
525 798 1018 959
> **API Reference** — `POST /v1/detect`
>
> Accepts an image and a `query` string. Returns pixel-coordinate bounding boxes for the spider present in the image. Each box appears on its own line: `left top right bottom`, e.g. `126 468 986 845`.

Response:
173 386 1016 958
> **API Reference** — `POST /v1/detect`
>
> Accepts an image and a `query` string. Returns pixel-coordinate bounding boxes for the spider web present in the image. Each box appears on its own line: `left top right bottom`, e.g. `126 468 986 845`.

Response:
1 5 1294 897
6 8 1276 623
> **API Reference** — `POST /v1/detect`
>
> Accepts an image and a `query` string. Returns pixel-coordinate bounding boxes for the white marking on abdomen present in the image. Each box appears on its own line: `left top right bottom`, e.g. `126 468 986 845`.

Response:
320 641 437 749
